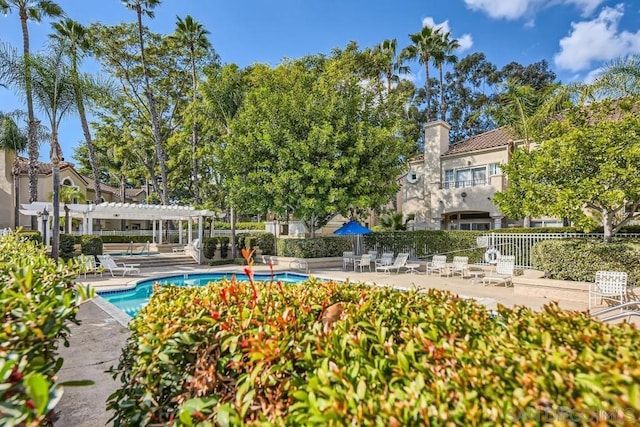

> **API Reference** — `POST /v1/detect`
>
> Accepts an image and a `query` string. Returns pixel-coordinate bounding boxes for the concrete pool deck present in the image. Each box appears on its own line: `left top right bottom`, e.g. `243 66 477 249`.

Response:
54 263 602 426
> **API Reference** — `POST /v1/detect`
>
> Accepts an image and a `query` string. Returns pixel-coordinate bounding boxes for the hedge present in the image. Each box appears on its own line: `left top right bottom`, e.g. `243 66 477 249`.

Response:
106 275 640 426
277 236 352 258
99 235 151 243
203 237 217 259
80 235 103 256
236 232 276 255
0 234 93 425
213 222 265 231
532 238 640 285
59 234 76 261
363 230 485 262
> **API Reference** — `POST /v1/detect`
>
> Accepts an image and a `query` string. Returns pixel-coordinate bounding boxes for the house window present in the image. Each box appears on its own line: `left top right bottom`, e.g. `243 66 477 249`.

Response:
444 170 454 188
489 163 502 176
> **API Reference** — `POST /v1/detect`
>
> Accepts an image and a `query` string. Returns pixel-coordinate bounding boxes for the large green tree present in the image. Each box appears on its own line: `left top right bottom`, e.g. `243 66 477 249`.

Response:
122 0 169 204
494 97 640 242
220 46 414 236
51 18 103 204
168 15 211 205
0 0 64 228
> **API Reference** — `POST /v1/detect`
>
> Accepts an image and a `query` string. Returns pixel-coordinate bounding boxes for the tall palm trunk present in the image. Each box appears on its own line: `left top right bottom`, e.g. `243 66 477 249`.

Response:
439 63 445 120
50 131 62 260
135 5 168 205
12 159 20 227
424 53 432 121
20 11 38 230
190 46 200 204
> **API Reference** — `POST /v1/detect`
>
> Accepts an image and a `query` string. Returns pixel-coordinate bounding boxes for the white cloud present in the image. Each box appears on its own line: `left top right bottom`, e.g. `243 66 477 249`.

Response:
463 0 607 20
457 34 474 51
554 4 640 71
421 17 474 51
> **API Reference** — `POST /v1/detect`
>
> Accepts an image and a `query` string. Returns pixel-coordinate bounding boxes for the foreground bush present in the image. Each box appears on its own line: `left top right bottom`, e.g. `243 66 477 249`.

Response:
532 238 640 285
108 269 640 425
0 234 93 425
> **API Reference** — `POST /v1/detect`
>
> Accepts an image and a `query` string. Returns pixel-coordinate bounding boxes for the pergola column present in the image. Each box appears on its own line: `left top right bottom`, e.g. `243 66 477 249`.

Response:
158 219 163 244
197 215 203 264
178 220 183 244
152 220 157 243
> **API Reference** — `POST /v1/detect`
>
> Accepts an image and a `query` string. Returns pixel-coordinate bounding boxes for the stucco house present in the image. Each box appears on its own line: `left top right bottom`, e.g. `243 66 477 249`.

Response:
0 148 148 231
399 121 562 230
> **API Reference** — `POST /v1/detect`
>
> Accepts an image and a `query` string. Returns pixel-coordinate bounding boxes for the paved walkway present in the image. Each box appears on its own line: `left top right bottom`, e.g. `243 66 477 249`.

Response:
56 263 592 426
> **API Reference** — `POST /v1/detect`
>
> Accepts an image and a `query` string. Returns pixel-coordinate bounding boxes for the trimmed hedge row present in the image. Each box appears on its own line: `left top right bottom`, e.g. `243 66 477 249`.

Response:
277 236 352 258
236 232 276 255
0 234 92 425
107 277 640 426
363 230 485 262
489 226 640 234
532 238 640 285
213 221 265 231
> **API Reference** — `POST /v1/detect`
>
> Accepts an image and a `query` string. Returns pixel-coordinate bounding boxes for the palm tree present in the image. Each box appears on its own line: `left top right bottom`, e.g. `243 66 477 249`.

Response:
0 0 64 229
50 18 103 205
168 15 211 205
374 39 410 94
591 54 640 98
52 185 86 233
0 110 27 227
401 25 442 121
29 41 76 260
432 32 460 121
122 0 168 205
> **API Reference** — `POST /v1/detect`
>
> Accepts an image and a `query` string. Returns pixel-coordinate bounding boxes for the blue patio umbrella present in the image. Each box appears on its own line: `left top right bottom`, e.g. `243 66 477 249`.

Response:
334 220 372 254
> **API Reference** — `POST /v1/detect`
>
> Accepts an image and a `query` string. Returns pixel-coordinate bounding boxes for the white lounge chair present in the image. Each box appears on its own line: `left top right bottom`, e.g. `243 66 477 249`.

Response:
589 270 628 310
426 255 447 276
482 255 515 287
342 251 355 270
376 253 409 275
367 250 378 264
97 254 140 277
375 252 394 268
77 254 103 279
354 253 372 272
450 256 469 277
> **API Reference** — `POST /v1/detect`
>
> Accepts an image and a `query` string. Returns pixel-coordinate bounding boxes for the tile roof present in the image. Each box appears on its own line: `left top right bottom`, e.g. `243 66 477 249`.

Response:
15 157 77 176
443 127 512 156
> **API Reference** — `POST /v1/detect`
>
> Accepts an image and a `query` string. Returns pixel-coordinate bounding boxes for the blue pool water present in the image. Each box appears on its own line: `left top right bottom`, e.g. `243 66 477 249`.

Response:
98 271 310 317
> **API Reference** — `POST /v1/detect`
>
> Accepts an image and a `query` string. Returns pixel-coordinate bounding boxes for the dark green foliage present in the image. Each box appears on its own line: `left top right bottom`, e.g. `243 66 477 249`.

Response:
58 234 76 261
99 235 151 243
364 231 485 262
532 238 640 285
213 221 265 230
489 227 580 234
202 237 217 259
0 234 93 425
80 235 103 256
218 236 230 259
107 278 640 426
16 230 43 244
277 237 352 258
236 232 276 255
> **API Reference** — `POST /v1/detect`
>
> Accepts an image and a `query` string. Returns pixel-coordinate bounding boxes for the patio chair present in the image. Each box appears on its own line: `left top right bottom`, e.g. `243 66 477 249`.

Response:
77 254 103 279
426 255 447 276
450 256 469 277
97 254 140 277
589 270 628 310
342 251 355 270
376 253 409 275
367 250 378 264
482 255 515 287
375 252 394 268
354 253 372 272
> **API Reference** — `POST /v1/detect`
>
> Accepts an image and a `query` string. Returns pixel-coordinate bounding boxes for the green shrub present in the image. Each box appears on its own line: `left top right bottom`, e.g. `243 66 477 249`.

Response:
80 235 103 256
363 230 485 262
213 222 265 231
0 234 93 425
237 232 276 255
218 236 230 259
99 235 151 243
15 230 42 244
489 226 580 234
58 234 76 261
277 236 352 258
202 237 217 259
532 238 640 285
107 277 640 426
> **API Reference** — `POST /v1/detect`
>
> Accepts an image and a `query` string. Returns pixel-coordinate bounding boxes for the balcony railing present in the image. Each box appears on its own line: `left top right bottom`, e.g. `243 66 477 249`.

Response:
442 179 487 189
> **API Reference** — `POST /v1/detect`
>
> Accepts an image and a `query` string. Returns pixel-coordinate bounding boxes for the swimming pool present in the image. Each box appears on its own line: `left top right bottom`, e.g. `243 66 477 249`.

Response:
98 271 310 317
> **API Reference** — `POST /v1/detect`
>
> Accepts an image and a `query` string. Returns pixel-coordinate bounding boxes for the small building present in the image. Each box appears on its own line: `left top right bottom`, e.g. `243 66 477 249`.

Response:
399 121 562 230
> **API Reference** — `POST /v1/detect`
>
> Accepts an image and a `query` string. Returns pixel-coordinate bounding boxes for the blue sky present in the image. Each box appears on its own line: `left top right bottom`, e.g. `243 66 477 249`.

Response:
2 0 639 161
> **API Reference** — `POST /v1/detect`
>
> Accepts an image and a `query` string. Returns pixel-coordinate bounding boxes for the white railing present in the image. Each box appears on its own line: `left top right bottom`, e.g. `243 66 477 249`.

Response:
480 232 640 268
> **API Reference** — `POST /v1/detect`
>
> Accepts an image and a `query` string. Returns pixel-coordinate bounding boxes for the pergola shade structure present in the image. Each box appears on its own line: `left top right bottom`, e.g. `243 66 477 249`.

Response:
20 202 215 263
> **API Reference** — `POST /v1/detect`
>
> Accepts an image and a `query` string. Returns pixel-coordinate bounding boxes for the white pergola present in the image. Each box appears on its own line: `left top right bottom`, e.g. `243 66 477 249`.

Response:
20 202 215 248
